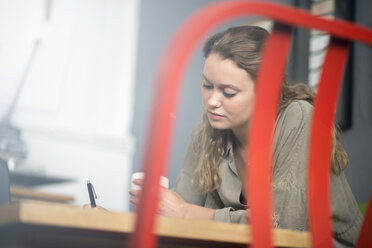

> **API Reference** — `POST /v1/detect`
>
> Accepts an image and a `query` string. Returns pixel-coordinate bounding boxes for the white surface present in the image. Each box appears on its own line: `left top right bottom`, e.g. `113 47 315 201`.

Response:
131 172 169 191
0 0 140 211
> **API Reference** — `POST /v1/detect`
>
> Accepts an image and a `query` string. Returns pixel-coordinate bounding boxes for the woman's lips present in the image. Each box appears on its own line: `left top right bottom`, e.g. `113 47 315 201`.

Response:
208 111 224 120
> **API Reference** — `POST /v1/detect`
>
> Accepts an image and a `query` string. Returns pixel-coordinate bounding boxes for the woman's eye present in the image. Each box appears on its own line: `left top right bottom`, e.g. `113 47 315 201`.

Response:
223 90 237 98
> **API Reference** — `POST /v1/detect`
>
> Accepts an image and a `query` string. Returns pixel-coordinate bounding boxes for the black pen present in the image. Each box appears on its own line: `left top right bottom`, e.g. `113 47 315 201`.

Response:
87 180 97 208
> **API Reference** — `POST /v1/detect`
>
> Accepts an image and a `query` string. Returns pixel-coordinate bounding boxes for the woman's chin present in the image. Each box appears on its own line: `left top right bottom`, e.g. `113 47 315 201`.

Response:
209 122 229 130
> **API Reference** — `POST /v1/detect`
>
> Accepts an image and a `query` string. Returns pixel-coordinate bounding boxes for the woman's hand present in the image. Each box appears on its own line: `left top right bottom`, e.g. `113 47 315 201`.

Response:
129 178 188 219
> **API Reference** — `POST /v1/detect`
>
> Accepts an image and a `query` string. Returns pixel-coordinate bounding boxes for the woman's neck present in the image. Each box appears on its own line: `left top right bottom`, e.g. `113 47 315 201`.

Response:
232 127 248 149
232 126 251 169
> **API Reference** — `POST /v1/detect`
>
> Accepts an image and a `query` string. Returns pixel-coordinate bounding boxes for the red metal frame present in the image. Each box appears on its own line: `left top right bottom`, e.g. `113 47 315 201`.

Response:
248 22 292 248
129 1 372 248
309 37 350 247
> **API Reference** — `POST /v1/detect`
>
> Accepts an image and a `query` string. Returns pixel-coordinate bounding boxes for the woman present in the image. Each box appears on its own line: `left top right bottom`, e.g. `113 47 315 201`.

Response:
130 26 363 247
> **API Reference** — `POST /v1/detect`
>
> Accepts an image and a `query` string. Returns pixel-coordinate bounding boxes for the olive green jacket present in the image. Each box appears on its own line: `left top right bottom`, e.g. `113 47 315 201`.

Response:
174 100 363 247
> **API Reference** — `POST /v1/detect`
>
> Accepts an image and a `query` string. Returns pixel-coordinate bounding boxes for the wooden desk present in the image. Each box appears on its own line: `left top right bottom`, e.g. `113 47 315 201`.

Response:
10 186 74 204
0 201 311 247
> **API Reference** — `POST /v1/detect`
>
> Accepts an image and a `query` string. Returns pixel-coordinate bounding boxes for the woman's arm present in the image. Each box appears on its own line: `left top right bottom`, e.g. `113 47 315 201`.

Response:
129 179 214 220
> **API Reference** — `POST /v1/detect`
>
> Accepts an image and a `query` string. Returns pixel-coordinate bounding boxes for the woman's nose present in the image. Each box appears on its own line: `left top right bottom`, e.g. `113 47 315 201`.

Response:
208 91 221 108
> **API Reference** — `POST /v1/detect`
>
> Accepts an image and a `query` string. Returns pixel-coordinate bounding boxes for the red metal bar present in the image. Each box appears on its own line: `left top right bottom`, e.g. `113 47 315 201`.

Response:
356 194 372 248
130 2 372 248
248 22 292 248
308 37 350 247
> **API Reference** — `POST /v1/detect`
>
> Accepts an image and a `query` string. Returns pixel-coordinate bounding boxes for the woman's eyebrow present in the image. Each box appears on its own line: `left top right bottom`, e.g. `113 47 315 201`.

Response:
202 74 239 90
202 74 212 84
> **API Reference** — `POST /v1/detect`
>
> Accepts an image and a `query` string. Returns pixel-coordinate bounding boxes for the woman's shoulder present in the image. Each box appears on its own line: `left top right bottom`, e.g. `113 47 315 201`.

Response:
275 100 313 139
282 100 313 116
278 100 313 125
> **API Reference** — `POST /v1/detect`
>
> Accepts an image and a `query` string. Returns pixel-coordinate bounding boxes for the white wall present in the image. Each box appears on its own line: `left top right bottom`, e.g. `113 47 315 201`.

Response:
0 0 139 211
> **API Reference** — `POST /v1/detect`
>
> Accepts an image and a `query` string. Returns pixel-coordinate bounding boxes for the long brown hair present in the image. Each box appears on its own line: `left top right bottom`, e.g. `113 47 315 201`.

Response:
194 26 348 193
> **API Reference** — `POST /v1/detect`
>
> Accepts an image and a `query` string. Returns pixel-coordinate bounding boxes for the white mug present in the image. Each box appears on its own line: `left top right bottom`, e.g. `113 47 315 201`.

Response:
131 172 169 190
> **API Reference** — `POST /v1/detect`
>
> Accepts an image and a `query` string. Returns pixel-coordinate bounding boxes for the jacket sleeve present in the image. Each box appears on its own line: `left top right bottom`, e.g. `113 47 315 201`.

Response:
214 207 248 223
272 101 311 230
330 170 363 247
173 139 206 206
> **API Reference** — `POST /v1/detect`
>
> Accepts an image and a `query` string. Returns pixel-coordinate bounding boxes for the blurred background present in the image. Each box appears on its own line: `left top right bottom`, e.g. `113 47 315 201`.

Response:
0 0 371 212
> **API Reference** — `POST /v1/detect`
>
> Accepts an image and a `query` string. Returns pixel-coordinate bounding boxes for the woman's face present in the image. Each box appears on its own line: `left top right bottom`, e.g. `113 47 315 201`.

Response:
202 53 255 134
